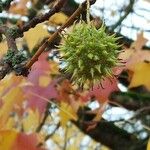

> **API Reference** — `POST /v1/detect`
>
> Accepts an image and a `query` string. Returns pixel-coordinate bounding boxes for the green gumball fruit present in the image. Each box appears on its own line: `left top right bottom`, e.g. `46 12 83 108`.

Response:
59 22 121 88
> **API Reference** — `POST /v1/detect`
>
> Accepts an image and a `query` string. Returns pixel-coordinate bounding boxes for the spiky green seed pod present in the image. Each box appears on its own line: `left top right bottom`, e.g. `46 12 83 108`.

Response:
59 22 121 88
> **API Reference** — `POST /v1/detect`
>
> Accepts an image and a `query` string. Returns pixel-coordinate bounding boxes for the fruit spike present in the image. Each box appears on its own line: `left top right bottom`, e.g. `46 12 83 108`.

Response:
58 21 121 88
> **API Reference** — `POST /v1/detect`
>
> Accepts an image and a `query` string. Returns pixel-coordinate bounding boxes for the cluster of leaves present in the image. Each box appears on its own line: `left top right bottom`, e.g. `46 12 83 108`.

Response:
0 0 149 149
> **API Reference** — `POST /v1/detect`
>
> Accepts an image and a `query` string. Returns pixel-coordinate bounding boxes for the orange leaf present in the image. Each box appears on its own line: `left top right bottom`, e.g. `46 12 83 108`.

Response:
0 130 44 150
0 130 18 150
9 0 29 15
57 79 73 103
119 33 150 68
12 132 43 150
131 32 148 51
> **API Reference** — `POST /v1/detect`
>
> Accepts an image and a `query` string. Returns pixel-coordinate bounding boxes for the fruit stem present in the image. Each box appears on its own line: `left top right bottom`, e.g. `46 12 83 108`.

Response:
86 0 90 25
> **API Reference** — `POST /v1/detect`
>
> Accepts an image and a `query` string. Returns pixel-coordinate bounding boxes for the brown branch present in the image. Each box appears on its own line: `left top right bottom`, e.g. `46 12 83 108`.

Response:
73 120 147 150
2 0 14 10
37 122 60 147
36 102 51 132
110 89 150 111
0 0 96 79
0 25 18 51
0 25 20 80
18 0 68 35
25 0 96 70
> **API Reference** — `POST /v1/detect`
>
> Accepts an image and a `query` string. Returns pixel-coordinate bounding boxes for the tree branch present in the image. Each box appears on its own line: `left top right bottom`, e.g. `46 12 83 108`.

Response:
110 90 150 111
73 120 147 150
18 0 68 35
36 102 51 132
111 0 135 31
25 0 96 70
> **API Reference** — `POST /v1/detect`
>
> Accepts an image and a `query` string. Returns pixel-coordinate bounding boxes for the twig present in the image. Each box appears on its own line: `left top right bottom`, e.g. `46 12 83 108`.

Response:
37 122 60 147
2 0 14 10
45 0 55 5
129 106 150 120
111 0 135 31
121 24 150 32
25 0 96 69
19 0 68 35
63 124 69 150
0 0 96 79
36 102 51 132
0 25 21 80
29 92 77 120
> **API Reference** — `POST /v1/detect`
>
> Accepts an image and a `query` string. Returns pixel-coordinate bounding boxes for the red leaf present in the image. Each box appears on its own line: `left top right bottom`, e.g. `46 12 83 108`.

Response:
12 132 44 150
24 52 58 113
85 77 119 103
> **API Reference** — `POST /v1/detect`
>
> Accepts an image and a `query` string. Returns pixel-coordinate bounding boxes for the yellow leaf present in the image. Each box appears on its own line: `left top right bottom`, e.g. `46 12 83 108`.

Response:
5 117 16 129
0 74 25 98
147 139 150 150
129 62 150 90
101 145 111 150
51 134 63 145
49 61 60 75
22 109 40 132
39 75 51 87
0 41 7 59
0 87 24 129
0 130 17 150
49 12 68 26
59 102 77 126
24 23 49 50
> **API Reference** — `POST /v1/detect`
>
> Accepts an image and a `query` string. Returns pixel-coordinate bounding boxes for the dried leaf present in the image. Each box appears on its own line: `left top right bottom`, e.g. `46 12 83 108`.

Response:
119 33 150 68
131 32 148 51
9 0 29 15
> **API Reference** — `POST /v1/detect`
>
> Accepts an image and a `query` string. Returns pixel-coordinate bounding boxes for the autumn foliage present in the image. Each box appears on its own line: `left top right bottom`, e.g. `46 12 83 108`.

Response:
0 0 149 150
